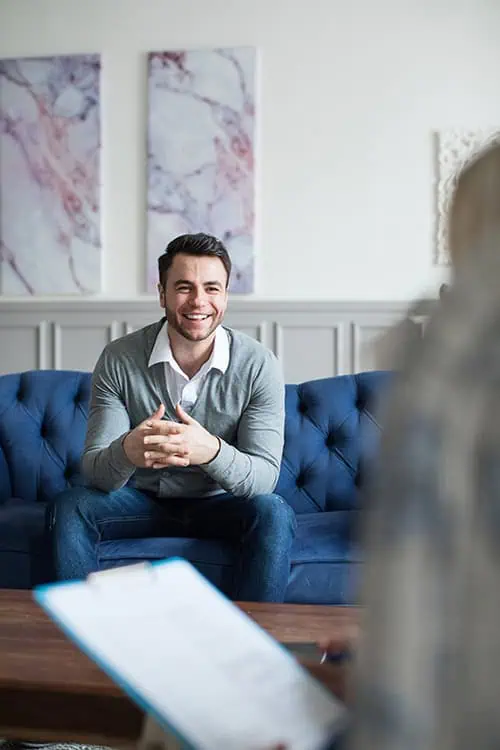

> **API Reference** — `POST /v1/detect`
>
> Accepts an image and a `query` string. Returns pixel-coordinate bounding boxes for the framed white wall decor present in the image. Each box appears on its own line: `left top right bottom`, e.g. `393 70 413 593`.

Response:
434 128 500 265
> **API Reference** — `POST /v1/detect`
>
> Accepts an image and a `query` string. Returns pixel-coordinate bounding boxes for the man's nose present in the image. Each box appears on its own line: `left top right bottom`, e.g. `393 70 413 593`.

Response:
189 287 207 305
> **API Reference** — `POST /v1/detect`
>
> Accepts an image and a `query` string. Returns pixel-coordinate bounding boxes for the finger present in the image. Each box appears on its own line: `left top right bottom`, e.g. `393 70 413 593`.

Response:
143 433 186 446
147 419 184 435
317 625 358 653
151 454 190 469
175 402 196 425
317 634 346 649
317 635 350 651
145 455 188 468
145 447 189 462
144 404 165 427
145 442 189 457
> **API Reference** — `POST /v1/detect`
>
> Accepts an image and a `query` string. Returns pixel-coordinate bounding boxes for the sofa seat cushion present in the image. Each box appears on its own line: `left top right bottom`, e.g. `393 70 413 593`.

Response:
97 510 361 604
98 510 360 566
291 510 361 563
0 499 51 588
98 536 237 599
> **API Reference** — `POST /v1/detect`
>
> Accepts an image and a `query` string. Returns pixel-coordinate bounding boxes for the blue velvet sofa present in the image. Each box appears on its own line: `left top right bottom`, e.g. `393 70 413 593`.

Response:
0 369 389 603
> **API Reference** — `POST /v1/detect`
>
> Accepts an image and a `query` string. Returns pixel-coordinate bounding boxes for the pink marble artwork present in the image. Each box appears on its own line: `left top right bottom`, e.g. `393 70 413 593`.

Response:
147 47 255 293
0 55 101 295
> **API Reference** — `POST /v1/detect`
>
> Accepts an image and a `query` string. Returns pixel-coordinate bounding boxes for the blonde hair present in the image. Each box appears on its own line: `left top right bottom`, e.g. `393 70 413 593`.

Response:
449 141 500 270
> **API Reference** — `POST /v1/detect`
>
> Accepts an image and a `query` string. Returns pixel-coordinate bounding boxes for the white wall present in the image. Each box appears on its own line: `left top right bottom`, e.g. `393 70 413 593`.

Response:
1 0 500 302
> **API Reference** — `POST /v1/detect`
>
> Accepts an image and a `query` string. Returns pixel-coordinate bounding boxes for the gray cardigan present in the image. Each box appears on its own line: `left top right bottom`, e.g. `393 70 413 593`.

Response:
82 319 285 499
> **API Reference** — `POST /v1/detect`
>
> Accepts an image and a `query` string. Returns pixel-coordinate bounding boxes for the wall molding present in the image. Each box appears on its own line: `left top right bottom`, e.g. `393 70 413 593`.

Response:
0 299 430 382
0 299 418 314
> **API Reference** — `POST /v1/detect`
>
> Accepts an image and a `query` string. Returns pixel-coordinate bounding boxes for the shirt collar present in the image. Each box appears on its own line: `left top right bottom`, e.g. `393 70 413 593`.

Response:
148 323 230 375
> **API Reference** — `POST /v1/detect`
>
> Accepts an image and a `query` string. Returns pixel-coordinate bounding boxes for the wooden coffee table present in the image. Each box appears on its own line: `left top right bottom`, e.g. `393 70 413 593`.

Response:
0 589 357 746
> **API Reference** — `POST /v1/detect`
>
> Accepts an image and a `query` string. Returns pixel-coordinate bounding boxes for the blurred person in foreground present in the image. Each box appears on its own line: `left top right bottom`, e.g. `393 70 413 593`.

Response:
309 141 500 750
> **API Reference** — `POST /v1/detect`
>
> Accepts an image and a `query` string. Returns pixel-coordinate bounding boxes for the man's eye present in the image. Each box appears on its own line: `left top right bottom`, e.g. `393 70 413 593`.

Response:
177 286 190 292
207 287 220 293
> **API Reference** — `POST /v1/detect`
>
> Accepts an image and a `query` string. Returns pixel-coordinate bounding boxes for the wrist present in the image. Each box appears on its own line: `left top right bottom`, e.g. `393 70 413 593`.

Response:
115 432 136 470
122 431 133 461
202 435 221 465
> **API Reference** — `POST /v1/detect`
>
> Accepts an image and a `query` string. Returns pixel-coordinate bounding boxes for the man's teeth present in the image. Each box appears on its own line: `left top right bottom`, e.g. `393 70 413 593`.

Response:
184 314 209 320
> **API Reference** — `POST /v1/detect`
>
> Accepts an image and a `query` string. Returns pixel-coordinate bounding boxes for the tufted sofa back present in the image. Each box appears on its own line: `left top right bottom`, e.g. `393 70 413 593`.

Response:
0 371 91 505
0 369 389 510
275 372 389 513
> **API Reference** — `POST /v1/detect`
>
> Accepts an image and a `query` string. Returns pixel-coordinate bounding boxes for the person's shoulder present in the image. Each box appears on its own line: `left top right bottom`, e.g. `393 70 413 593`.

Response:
225 326 273 357
225 327 280 372
97 319 164 368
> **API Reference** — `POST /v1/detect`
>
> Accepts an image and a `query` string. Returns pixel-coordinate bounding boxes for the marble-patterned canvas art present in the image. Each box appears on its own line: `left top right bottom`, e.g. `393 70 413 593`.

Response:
147 47 256 293
0 54 101 294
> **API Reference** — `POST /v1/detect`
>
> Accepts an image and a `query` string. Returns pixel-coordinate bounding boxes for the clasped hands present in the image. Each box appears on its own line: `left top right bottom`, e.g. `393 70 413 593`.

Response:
123 403 220 469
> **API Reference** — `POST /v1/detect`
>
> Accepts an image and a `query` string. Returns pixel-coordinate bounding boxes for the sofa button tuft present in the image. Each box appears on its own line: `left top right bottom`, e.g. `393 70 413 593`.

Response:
296 473 305 488
325 433 336 448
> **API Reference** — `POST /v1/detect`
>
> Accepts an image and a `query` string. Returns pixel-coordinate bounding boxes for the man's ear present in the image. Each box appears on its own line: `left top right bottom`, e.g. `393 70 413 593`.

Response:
158 282 166 309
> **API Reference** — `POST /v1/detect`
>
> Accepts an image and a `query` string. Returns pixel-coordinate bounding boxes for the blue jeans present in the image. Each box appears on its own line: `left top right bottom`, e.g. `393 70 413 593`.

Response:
48 486 297 602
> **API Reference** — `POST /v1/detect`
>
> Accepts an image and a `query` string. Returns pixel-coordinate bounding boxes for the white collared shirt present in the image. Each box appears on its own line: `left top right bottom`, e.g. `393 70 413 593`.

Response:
148 324 230 410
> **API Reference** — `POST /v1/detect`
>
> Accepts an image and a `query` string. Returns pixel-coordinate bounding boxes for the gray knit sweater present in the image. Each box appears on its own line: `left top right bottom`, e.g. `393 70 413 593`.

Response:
82 319 285 499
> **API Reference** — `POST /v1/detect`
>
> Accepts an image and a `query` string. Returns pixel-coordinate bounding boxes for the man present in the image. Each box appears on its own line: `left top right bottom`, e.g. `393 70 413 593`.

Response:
50 233 296 602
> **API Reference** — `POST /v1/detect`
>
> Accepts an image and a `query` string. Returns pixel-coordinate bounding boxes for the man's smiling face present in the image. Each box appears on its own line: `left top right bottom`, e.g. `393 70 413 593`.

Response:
159 252 229 342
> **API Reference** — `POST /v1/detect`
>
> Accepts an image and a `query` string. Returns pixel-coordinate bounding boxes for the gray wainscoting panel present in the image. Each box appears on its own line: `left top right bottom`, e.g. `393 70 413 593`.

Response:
352 324 391 373
53 321 121 372
0 321 48 372
274 323 343 383
0 300 420 379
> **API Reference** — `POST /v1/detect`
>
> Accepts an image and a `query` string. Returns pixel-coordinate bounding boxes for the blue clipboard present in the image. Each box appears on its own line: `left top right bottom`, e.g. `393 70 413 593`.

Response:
34 558 346 750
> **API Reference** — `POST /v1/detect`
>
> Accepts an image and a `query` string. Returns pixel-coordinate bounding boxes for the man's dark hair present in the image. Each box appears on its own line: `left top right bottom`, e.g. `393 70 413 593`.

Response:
158 233 232 288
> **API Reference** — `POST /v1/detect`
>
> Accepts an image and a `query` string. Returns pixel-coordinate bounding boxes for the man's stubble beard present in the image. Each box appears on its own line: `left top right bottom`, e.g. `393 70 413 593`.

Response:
164 306 222 343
